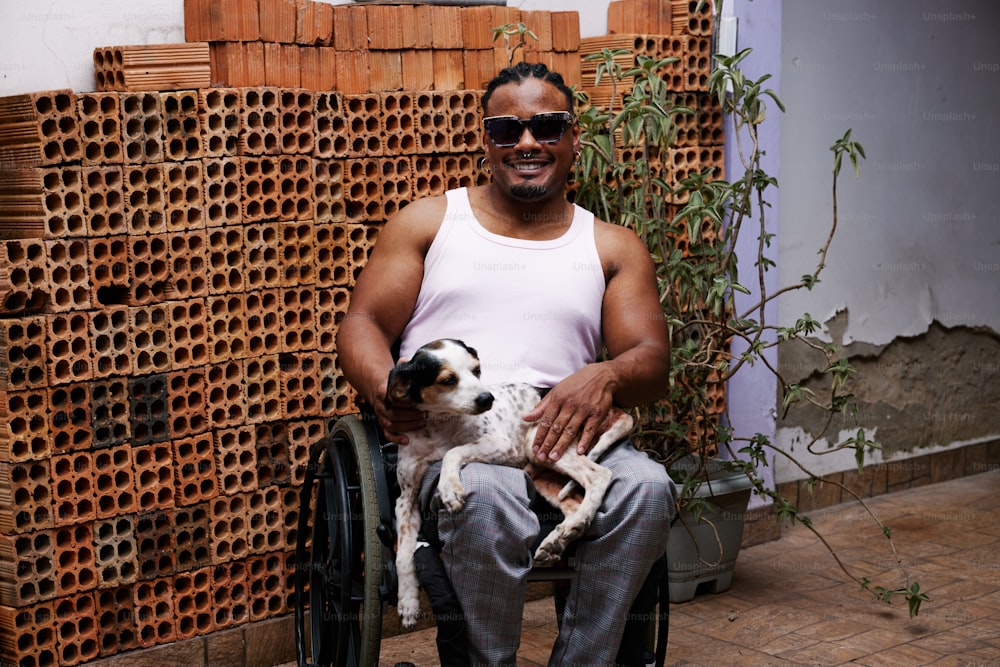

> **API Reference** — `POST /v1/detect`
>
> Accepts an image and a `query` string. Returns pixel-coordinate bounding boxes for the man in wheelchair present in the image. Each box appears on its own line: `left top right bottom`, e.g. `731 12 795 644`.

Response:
337 61 677 666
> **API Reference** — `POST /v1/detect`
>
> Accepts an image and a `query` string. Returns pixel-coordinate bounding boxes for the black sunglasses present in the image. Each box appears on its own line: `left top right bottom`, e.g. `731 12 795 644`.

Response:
483 112 574 147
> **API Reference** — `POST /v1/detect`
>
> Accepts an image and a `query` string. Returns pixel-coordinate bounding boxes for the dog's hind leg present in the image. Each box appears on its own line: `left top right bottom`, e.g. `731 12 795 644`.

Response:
557 411 634 501
533 454 613 566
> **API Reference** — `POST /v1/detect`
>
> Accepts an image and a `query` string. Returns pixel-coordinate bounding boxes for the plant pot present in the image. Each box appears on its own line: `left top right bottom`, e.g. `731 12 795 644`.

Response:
667 456 754 603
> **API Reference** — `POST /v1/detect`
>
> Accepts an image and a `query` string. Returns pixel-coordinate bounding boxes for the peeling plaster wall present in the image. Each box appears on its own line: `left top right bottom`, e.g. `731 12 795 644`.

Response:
0 1 614 97
775 1 1000 481
777 313 1000 479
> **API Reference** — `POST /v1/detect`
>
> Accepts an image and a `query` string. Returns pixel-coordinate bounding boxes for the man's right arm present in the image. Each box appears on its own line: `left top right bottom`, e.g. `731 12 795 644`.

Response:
335 195 446 443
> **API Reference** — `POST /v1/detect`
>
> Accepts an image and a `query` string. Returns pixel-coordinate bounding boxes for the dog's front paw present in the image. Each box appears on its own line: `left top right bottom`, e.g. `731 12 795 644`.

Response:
437 475 466 513
398 599 420 628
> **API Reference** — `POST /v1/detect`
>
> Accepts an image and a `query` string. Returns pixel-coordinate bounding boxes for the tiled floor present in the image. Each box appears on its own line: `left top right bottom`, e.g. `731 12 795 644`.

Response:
376 469 1000 666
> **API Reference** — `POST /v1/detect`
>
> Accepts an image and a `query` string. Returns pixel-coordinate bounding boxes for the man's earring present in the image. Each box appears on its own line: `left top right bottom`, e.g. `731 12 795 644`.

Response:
478 155 491 174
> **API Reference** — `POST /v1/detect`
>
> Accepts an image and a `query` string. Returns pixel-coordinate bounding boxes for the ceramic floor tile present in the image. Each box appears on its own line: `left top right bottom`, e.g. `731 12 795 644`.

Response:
364 471 1000 667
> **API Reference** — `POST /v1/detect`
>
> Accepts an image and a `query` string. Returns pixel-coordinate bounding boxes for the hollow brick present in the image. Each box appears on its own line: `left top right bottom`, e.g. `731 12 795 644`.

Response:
40 165 86 238
135 511 175 581
287 419 323 487
207 293 247 363
205 360 247 428
89 377 131 449
129 303 170 375
202 156 243 227
77 92 123 166
246 551 286 621
167 368 208 439
210 559 249 629
167 298 209 370
243 354 282 425
379 155 413 220
199 88 241 158
243 221 281 291
120 92 165 165
0 388 49 462
131 443 174 512
312 223 350 288
312 158 345 225
0 89 82 167
172 566 213 639
82 165 127 236
52 591 99 666
172 433 219 507
0 530 57 605
244 289 282 360
173 504 211 573
48 383 91 454
123 164 166 235
161 90 204 161
95 584 138 656
44 311 92 386
254 421 290 488
214 425 257 496
126 233 170 306
132 576 176 647
128 373 170 446
312 91 348 159
0 239 49 314
38 243 87 317
279 221 314 287
0 600 57 667
246 485 284 554
319 350 356 417
93 515 139 588
54 522 98 596
206 226 245 295
314 286 349 352
87 237 129 310
240 88 281 156
343 157 381 223
90 305 132 379
50 451 96 526
208 493 249 564
94 445 137 519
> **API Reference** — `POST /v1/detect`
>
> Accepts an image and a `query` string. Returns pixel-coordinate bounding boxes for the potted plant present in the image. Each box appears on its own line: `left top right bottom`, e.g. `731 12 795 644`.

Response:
567 36 929 616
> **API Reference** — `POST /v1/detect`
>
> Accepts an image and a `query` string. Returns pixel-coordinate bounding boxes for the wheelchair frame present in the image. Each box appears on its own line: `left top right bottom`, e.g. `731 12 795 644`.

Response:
293 412 669 667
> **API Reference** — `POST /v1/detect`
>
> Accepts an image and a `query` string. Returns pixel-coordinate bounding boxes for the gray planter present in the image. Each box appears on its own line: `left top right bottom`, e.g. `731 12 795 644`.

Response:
667 456 754 603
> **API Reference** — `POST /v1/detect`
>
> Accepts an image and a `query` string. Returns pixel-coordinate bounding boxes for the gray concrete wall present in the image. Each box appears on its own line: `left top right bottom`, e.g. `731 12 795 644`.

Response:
775 0 1000 480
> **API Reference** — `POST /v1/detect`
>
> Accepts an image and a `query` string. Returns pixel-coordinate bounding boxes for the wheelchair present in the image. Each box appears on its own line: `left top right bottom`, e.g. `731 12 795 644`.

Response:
293 408 669 667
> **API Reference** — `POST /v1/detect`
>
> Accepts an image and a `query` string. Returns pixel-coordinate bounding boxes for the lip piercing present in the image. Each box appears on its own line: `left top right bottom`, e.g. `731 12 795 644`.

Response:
520 151 532 159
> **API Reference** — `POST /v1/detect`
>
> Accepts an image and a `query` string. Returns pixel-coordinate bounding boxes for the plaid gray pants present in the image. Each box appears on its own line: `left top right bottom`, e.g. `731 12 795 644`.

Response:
419 441 675 666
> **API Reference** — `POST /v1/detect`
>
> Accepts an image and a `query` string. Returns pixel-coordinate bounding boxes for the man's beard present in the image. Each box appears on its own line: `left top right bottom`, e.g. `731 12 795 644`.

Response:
510 183 548 200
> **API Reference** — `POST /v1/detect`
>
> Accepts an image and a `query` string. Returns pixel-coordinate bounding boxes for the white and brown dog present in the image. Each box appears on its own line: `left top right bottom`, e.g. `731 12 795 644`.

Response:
386 338 633 628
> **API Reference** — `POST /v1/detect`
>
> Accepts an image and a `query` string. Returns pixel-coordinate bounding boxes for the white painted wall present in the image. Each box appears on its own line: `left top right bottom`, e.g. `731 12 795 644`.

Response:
777 0 1000 346
0 1 611 97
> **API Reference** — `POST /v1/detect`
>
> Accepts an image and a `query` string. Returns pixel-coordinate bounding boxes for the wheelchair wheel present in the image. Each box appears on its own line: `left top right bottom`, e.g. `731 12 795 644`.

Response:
295 415 389 667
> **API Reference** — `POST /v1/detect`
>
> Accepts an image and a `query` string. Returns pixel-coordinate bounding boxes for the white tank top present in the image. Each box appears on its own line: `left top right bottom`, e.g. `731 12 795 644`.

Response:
398 187 606 387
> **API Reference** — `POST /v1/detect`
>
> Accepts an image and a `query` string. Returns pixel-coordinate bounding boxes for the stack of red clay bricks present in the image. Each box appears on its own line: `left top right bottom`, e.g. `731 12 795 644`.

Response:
577 0 725 209
0 2 726 666
0 66 494 667
185 0 582 93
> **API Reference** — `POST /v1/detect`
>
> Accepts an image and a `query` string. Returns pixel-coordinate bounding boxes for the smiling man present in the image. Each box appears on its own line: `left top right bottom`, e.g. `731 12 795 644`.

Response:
336 62 675 666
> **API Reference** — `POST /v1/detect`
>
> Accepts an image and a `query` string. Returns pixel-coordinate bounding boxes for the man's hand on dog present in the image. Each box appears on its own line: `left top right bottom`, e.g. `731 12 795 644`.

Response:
375 392 425 446
523 365 617 462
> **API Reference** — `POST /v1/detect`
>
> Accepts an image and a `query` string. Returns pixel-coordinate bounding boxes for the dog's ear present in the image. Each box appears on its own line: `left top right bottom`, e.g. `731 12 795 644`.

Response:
385 365 411 407
453 339 479 361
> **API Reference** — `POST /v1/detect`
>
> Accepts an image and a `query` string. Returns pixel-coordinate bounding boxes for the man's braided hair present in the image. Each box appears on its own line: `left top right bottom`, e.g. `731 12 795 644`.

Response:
482 62 575 115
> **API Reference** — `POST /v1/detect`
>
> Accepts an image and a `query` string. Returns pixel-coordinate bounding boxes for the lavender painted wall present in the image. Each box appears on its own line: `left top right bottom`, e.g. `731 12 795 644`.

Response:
721 0 782 504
